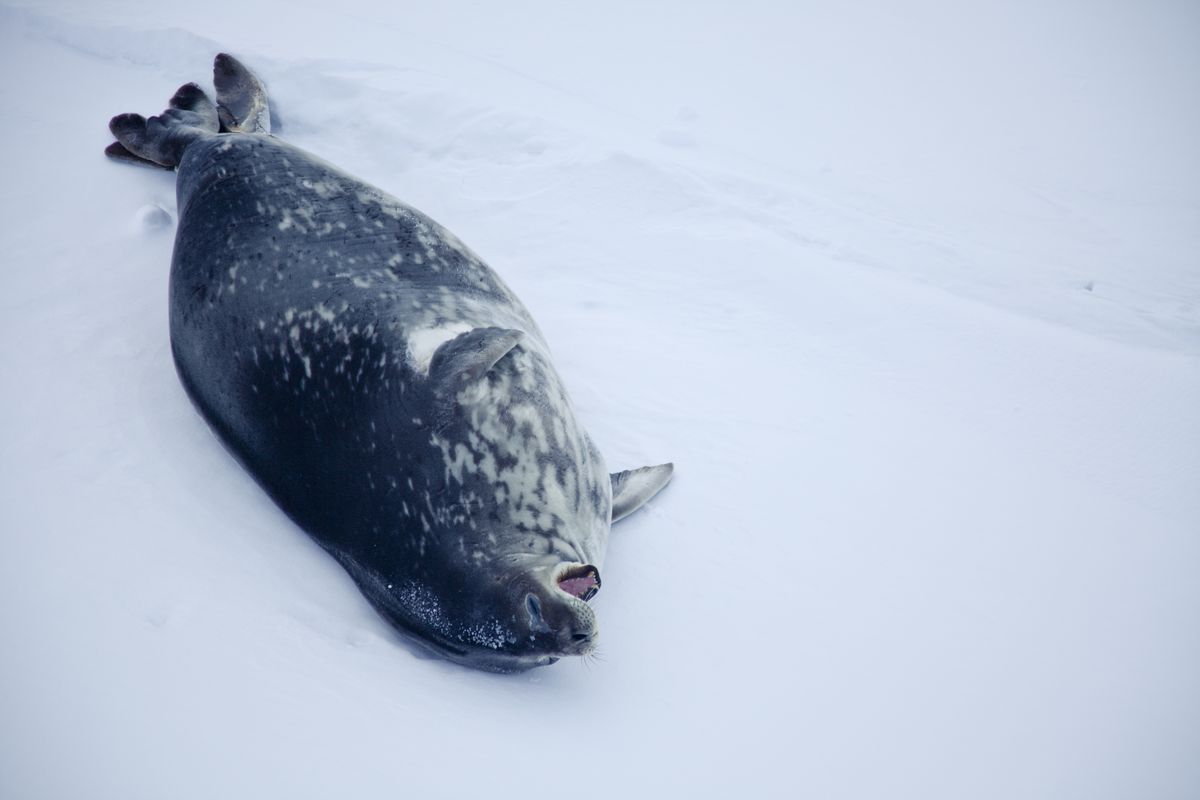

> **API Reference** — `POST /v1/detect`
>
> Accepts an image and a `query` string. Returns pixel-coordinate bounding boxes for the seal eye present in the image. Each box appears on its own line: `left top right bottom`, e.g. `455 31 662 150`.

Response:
557 565 600 602
525 592 551 633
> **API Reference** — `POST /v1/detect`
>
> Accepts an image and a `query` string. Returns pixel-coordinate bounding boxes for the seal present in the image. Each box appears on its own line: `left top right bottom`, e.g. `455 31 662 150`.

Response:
106 55 673 672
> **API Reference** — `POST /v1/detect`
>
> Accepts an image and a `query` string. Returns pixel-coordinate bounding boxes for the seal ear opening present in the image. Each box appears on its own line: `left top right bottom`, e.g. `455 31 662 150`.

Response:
610 463 674 523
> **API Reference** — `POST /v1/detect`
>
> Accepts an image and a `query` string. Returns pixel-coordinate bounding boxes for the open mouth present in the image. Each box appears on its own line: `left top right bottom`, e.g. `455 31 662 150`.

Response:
557 564 600 602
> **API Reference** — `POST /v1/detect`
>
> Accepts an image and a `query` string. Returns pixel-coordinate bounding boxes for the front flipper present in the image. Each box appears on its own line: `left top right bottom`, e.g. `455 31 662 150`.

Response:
214 53 271 134
429 327 525 398
610 463 674 523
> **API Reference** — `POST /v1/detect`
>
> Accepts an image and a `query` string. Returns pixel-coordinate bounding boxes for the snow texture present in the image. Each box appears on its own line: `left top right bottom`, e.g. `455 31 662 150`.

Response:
1 1 1198 798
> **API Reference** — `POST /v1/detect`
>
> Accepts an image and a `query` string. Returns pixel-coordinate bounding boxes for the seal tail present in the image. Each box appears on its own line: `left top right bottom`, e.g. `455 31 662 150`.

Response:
105 54 271 169
106 82 219 169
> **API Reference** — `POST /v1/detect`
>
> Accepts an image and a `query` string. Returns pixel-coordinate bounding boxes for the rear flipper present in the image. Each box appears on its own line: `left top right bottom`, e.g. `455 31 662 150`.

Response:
105 53 272 169
104 141 173 171
106 82 219 168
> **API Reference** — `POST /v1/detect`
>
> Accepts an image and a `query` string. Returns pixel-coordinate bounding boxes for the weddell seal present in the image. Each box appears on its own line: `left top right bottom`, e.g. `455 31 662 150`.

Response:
106 55 673 672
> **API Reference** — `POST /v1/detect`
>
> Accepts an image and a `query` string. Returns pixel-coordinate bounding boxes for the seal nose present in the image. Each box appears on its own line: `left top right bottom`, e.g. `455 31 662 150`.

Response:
560 625 596 653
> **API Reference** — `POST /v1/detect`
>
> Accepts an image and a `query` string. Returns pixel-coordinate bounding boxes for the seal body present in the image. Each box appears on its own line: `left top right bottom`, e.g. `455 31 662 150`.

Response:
108 56 673 672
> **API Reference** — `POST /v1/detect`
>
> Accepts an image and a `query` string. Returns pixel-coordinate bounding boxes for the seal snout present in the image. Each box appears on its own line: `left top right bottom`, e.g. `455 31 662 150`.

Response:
551 564 600 655
556 611 597 655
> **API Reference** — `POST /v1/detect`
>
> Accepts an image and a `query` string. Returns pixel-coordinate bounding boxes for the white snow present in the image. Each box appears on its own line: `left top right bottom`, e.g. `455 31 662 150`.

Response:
1 1 1198 798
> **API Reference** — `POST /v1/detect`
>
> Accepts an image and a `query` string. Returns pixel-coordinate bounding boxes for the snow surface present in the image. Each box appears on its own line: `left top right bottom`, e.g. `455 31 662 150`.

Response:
2 1 1198 797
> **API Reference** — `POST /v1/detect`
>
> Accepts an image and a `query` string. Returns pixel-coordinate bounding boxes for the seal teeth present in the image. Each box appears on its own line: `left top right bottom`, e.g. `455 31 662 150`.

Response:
557 565 600 602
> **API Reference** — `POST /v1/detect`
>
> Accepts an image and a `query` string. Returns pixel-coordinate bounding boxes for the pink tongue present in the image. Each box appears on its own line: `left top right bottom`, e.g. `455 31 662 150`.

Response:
559 575 598 599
